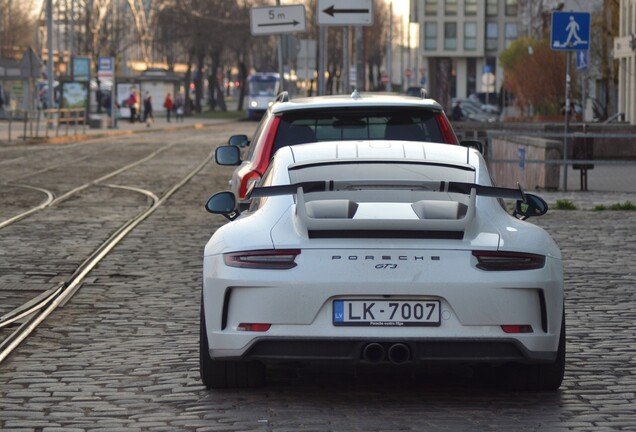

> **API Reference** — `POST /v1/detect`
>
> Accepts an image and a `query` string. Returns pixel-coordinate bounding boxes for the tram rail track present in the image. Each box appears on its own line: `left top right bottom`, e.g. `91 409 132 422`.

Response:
0 145 216 364
0 184 54 229
0 135 189 229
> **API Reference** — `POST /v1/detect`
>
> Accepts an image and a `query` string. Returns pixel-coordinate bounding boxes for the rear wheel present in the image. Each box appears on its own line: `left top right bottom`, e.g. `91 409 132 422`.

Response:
498 313 566 391
199 302 266 389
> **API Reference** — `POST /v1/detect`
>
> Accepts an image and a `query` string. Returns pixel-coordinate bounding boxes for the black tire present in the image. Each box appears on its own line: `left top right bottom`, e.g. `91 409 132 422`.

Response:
199 302 266 389
497 312 566 391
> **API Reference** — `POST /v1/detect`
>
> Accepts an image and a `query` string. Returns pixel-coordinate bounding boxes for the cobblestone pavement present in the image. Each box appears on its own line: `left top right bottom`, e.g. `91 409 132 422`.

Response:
0 124 635 431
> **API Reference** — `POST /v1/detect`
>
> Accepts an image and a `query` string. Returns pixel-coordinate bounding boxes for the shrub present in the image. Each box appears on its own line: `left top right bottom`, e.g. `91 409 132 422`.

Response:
555 199 577 210
593 201 635 211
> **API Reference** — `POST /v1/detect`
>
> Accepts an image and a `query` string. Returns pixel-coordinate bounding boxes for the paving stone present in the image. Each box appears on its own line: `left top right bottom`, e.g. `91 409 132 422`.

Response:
1 127 636 430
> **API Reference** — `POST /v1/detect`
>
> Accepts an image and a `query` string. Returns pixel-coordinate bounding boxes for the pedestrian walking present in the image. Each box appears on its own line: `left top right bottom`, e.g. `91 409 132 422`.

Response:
451 101 465 121
128 89 138 123
163 93 173 122
174 93 184 122
102 91 112 120
143 93 154 127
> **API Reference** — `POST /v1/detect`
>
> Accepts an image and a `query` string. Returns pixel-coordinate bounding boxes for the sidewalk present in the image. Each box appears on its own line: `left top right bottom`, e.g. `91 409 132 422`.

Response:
0 113 236 146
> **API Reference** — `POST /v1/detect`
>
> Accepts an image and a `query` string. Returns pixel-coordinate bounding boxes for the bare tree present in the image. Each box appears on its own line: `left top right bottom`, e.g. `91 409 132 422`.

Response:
126 0 164 67
0 0 36 60
366 0 389 90
595 0 619 119
225 0 252 111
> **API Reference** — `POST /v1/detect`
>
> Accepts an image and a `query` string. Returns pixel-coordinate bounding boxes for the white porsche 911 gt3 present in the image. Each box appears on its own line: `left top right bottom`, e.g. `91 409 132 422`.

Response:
201 140 565 390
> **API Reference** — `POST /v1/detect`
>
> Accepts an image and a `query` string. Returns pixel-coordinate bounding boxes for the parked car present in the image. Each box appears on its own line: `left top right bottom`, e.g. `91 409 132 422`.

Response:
202 140 565 390
217 91 461 202
451 98 499 123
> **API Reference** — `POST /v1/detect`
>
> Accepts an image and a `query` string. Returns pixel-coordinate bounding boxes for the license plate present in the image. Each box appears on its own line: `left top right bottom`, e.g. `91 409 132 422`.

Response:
333 299 441 327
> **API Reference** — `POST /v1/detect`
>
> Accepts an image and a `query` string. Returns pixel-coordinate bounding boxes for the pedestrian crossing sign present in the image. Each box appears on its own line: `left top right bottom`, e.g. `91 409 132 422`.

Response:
576 50 588 71
551 11 590 51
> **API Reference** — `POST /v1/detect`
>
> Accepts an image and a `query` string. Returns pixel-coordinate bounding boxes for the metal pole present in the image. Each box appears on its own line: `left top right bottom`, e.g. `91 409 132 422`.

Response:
0 1 3 58
407 20 411 88
343 27 349 93
278 35 285 92
414 25 419 87
57 0 61 59
276 0 285 93
400 19 404 91
355 26 364 90
70 0 74 56
563 51 571 192
122 0 128 77
386 2 393 91
318 26 325 95
304 41 309 95
47 0 55 114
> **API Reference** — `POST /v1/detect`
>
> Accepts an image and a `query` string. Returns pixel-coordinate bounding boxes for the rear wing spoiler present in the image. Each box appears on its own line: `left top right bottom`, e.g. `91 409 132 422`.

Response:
249 180 524 237
249 180 524 201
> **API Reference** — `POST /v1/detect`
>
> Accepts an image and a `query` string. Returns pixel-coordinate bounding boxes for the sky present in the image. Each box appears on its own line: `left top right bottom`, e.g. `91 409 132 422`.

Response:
387 0 410 19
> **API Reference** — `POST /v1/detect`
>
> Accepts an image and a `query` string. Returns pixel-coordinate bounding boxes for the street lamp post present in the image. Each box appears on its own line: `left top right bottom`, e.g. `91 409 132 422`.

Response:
47 0 54 115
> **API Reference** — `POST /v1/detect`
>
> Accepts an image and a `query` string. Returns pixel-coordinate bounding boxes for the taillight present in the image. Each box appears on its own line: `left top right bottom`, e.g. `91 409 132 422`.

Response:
501 325 533 333
435 113 459 144
224 249 301 269
238 170 261 199
472 251 545 271
237 323 271 332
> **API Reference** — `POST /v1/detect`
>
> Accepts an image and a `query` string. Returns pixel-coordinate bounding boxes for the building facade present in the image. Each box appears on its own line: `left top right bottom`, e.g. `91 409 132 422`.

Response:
614 0 636 124
413 0 521 111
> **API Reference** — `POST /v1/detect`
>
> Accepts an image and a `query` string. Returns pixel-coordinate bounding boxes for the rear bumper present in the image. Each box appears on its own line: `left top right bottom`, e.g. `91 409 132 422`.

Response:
214 337 557 365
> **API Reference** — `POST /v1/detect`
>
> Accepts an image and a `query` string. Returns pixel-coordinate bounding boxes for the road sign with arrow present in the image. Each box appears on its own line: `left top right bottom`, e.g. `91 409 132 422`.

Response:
317 0 373 26
250 5 306 36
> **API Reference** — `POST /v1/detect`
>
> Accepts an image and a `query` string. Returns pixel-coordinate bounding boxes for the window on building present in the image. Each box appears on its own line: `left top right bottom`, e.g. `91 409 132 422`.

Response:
425 22 438 50
464 0 478 16
505 0 518 17
445 0 458 16
505 23 518 48
424 0 438 16
486 0 498 16
486 22 498 51
444 23 457 50
464 22 477 51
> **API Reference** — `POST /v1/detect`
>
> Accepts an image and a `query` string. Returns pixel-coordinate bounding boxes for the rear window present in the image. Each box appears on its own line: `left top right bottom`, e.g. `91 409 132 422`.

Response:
273 108 446 155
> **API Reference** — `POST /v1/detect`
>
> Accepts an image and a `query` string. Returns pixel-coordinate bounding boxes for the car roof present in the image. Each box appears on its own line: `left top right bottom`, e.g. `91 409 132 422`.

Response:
270 92 444 114
284 140 476 167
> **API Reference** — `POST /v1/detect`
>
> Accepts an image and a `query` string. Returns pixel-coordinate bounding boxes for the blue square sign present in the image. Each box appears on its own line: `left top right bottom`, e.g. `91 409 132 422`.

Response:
576 50 588 71
551 11 590 51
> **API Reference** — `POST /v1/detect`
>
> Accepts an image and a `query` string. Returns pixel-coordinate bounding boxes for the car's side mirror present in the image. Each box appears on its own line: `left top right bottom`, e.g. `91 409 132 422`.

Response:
205 191 240 220
514 193 548 220
228 134 249 148
215 145 241 166
460 140 484 154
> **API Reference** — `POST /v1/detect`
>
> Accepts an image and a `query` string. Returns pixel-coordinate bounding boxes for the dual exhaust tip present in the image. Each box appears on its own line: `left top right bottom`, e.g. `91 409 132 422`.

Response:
362 342 411 365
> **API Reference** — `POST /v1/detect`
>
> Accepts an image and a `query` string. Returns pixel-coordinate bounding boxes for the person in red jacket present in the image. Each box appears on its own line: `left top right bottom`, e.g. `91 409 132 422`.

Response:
163 93 174 123
127 89 138 123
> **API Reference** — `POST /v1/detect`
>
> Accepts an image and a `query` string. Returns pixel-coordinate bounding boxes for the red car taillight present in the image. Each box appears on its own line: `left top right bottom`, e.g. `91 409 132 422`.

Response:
238 170 261 199
501 325 534 333
224 249 301 269
435 113 459 144
237 323 271 332
472 251 546 271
